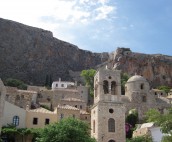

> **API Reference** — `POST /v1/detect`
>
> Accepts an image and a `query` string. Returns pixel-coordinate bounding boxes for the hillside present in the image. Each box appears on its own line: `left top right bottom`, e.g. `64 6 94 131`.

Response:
0 18 109 85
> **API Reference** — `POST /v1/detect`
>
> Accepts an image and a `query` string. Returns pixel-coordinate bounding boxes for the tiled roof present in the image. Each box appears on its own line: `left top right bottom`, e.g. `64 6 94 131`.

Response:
61 98 84 102
27 107 56 114
80 110 90 115
57 105 80 111
53 88 78 93
151 89 164 92
18 90 37 94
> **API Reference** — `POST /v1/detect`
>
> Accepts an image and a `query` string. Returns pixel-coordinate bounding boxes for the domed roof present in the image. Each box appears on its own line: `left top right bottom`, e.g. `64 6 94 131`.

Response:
127 75 147 83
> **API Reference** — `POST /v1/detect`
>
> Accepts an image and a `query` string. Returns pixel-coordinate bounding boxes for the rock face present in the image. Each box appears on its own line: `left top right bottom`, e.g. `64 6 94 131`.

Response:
0 18 109 85
111 48 172 87
0 18 172 87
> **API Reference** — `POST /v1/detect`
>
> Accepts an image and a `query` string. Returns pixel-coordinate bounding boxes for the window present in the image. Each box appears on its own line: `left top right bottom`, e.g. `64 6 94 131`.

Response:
155 92 157 95
45 118 50 125
75 105 77 108
73 114 75 118
93 120 95 133
60 114 64 119
0 92 1 96
109 108 114 113
142 96 146 102
33 118 38 125
108 140 115 142
56 84 58 87
85 116 87 119
13 116 19 126
61 84 64 87
80 105 82 109
108 118 115 132
140 83 144 90
103 80 109 94
111 81 116 95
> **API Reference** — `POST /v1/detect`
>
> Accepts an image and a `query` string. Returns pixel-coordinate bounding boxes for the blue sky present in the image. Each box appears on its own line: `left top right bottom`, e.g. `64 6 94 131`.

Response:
0 0 172 55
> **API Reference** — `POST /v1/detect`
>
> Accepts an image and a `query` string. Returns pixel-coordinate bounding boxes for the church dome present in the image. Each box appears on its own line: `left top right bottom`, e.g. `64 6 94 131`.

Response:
127 75 147 83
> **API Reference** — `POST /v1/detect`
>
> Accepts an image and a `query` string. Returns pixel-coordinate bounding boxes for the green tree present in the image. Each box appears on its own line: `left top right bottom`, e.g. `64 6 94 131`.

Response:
4 78 27 90
80 69 96 97
36 118 96 142
145 108 172 141
121 73 129 95
127 135 152 142
157 86 171 94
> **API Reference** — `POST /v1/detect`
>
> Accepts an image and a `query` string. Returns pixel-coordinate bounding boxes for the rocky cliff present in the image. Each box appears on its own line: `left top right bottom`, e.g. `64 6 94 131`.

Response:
111 48 172 87
0 18 172 87
0 18 109 85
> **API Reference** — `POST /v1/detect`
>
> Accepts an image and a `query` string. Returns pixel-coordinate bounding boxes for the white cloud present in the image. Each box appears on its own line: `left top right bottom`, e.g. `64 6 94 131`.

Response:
95 5 115 20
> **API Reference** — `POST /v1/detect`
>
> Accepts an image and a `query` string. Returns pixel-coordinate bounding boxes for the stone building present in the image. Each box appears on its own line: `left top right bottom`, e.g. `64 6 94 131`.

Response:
5 86 37 109
0 79 6 133
122 75 171 121
91 67 126 142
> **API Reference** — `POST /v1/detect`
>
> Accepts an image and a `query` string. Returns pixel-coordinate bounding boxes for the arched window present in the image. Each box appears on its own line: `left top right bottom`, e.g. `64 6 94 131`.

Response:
108 118 115 132
111 81 116 95
13 116 19 126
108 140 115 142
103 80 109 94
93 120 95 133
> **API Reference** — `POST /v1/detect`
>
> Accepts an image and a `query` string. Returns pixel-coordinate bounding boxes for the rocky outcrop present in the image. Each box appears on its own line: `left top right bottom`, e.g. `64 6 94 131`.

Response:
111 48 172 87
0 18 109 85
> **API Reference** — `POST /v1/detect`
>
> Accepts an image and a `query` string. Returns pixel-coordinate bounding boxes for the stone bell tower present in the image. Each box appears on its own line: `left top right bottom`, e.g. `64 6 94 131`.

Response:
91 67 126 142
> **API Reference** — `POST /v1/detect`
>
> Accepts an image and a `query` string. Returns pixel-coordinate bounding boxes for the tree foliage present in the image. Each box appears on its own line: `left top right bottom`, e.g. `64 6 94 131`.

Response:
157 86 171 94
1 124 41 142
121 73 129 95
36 118 96 142
145 108 172 140
80 69 96 97
4 78 27 90
127 135 152 142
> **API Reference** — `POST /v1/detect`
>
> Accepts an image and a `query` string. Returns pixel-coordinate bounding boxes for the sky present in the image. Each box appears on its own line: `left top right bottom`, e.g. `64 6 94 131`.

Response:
0 0 172 55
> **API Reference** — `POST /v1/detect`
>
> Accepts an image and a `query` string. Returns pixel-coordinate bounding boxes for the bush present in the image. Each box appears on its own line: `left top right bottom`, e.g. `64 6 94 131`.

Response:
5 78 27 90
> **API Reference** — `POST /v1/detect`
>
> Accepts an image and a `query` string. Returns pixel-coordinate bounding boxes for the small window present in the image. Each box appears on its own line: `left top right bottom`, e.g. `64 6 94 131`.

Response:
33 118 38 125
155 92 157 95
80 105 82 109
60 114 64 119
13 116 19 126
81 91 83 93
45 118 50 125
142 96 146 102
109 108 114 113
85 116 87 119
93 120 95 133
75 105 77 108
73 114 75 118
140 84 144 90
108 76 112 79
0 92 1 96
56 84 58 87
61 84 64 87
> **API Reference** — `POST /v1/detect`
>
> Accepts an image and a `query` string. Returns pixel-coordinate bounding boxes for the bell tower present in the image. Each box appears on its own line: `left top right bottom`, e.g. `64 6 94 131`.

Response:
91 67 126 142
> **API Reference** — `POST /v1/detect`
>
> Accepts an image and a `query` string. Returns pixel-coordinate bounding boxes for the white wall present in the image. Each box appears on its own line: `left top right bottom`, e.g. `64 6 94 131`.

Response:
150 127 163 142
2 101 26 128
